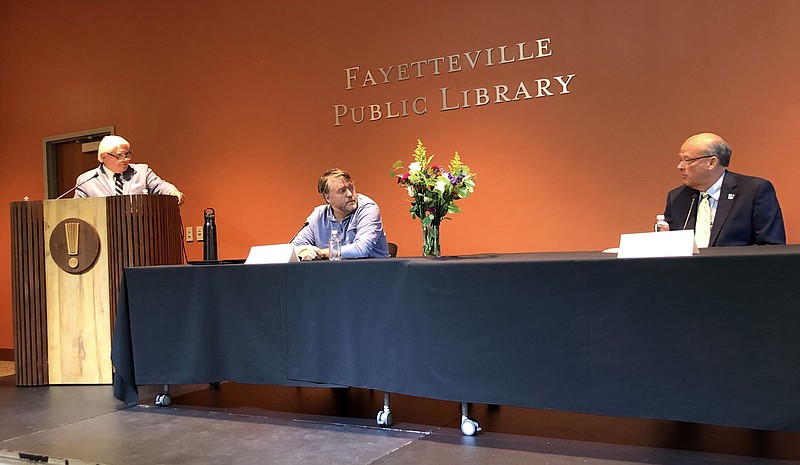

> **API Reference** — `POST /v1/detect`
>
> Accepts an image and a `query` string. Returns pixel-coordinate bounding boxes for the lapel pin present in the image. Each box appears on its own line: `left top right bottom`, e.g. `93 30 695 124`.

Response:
728 193 735 200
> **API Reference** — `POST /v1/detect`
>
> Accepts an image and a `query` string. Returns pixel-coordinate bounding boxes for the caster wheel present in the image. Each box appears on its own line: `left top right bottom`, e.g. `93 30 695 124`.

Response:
155 393 171 406
460 418 481 436
376 409 393 427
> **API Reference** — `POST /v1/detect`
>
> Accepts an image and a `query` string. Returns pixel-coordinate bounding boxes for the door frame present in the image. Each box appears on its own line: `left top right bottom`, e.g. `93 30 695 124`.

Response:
42 126 115 199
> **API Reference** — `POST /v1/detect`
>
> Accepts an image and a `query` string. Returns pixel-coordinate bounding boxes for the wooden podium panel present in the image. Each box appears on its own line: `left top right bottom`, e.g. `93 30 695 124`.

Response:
44 197 111 384
10 195 182 386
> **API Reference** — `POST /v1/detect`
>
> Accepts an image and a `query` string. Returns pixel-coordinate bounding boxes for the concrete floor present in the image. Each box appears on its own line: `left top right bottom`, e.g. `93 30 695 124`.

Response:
1 374 799 465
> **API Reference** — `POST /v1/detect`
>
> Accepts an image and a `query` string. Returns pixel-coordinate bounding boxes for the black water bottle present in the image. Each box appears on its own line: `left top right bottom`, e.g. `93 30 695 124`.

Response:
203 208 218 261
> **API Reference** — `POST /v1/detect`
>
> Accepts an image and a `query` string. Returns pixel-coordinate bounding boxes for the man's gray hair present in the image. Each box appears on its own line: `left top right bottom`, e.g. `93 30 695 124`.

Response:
706 139 732 167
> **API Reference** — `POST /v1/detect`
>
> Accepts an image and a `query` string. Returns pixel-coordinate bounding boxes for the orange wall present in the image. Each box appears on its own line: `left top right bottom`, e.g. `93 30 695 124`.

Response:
1 1 798 349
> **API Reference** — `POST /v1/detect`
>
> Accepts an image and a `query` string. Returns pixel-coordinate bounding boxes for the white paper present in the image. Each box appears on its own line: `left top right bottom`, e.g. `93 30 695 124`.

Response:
616 230 698 258
244 243 299 264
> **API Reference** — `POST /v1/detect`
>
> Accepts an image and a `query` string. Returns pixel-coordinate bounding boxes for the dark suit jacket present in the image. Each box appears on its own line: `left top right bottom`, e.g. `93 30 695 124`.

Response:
664 171 786 246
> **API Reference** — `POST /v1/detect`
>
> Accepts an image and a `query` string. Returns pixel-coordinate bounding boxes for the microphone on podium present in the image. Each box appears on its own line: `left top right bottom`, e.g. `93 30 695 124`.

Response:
56 172 100 200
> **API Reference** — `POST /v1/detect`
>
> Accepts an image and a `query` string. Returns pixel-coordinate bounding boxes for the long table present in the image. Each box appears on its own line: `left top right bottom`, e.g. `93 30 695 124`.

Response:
111 246 800 431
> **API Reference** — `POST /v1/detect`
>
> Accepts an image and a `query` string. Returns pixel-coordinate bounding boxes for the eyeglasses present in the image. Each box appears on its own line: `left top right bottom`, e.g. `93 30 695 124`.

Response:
678 155 713 166
106 151 134 160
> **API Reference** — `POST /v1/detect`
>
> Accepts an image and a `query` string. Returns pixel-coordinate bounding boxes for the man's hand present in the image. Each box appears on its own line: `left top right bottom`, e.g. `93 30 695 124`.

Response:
297 245 320 261
169 189 186 206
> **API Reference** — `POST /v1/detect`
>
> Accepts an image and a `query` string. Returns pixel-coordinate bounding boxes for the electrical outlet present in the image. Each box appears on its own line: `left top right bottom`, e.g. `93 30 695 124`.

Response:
185 226 193 242
196 226 204 242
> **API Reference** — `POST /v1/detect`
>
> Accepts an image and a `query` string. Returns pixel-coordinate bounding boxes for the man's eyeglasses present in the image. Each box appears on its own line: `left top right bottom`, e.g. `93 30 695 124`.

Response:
107 151 134 160
678 155 713 166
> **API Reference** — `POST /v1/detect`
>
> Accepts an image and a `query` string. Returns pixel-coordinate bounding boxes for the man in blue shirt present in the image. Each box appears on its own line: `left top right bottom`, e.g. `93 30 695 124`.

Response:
292 168 390 260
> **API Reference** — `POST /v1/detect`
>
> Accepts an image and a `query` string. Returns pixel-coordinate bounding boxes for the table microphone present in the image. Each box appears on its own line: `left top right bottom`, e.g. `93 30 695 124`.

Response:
681 194 697 231
56 172 100 199
289 222 309 243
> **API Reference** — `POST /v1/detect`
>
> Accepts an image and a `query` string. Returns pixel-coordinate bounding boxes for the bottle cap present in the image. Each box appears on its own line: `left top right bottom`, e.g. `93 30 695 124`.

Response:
656 214 665 220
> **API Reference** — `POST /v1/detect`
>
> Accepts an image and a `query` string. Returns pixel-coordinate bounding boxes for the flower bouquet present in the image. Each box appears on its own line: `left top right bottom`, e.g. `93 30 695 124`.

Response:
390 140 476 257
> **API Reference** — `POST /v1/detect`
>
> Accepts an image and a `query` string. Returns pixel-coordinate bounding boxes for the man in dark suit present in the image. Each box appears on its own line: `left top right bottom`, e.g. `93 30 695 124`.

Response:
664 132 785 247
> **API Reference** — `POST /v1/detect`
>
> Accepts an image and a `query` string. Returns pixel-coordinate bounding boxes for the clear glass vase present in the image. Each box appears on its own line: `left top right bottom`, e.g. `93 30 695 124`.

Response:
422 222 441 258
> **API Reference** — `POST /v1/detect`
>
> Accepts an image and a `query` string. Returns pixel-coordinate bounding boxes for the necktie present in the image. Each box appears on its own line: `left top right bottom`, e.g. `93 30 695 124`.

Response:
114 173 124 196
695 192 711 248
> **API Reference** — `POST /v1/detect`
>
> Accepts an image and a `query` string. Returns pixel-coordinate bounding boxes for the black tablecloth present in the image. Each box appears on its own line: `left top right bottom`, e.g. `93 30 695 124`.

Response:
112 246 800 431
112 263 323 404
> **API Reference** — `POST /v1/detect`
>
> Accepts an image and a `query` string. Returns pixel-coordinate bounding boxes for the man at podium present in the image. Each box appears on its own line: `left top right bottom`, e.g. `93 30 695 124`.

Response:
73 135 185 206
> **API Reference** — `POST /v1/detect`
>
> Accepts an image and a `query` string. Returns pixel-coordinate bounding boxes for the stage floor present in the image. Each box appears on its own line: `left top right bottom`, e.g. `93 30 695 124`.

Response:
1 375 800 465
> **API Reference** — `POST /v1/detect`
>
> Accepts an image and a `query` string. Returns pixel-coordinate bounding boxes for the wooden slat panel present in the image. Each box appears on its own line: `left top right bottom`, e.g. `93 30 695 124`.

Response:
10 200 48 386
31 201 47 385
106 196 122 326
105 195 182 335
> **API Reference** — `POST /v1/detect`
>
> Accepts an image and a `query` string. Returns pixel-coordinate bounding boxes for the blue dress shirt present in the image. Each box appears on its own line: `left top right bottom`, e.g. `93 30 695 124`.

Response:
292 193 389 259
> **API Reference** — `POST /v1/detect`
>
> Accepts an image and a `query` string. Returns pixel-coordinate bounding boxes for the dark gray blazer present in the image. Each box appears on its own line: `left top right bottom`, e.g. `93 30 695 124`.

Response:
664 171 786 246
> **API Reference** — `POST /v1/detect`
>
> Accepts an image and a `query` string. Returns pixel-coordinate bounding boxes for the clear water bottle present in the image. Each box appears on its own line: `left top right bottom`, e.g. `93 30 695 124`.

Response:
329 229 342 260
654 214 670 232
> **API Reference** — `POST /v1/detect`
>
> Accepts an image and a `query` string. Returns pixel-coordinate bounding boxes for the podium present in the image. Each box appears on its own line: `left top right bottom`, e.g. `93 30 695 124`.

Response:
10 195 182 386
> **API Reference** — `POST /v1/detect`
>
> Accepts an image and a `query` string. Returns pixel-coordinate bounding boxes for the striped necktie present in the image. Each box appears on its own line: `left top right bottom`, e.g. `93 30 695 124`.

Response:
114 173 124 196
695 192 711 248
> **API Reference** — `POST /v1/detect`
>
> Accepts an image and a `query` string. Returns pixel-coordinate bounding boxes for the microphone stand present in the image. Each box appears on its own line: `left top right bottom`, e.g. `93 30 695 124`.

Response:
681 194 697 231
289 222 309 243
56 171 100 200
